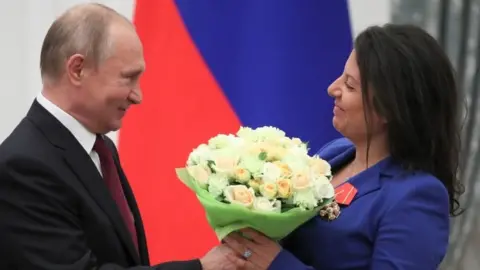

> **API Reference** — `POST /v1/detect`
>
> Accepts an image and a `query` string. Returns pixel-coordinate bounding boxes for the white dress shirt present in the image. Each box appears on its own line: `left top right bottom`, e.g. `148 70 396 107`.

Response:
36 93 102 175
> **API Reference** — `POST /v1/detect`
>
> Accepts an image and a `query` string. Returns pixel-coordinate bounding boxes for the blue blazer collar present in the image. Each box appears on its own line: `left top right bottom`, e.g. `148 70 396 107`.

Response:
325 143 401 203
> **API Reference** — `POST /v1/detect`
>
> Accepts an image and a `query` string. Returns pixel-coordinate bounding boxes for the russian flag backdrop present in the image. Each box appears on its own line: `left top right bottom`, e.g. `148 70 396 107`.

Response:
119 0 353 264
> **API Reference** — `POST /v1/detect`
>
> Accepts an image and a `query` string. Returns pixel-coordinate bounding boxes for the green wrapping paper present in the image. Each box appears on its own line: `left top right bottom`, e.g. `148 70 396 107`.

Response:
176 168 332 240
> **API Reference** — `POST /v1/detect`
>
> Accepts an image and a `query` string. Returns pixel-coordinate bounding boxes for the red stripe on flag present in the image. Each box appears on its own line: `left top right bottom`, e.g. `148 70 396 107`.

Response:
118 0 241 264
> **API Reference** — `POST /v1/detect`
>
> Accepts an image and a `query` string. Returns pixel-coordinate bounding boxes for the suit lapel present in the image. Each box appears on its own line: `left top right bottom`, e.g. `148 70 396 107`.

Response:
62 148 141 264
27 101 140 264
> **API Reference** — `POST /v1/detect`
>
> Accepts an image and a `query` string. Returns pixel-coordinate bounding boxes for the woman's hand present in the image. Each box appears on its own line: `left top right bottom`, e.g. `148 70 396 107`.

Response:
223 228 282 270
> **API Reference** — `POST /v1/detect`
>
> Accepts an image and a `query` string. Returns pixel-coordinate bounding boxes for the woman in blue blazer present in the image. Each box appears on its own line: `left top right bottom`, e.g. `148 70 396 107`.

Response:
223 24 464 269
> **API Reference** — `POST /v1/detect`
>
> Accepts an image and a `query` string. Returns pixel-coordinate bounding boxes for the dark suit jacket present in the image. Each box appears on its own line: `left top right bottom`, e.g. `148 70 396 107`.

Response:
0 101 202 270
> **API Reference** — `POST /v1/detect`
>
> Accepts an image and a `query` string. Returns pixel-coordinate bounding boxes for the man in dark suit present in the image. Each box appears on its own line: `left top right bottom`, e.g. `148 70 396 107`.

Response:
0 3 240 270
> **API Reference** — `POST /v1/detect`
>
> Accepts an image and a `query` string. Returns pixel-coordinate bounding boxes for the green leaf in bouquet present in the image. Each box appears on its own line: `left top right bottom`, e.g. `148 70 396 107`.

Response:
207 160 216 172
258 151 267 161
176 167 333 241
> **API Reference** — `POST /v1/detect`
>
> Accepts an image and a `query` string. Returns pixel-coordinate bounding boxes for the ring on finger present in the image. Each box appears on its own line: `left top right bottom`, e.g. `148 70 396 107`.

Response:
242 249 252 259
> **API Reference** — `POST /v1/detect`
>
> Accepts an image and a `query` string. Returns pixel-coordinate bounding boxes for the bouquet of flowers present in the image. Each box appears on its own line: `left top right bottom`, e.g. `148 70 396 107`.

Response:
175 126 340 240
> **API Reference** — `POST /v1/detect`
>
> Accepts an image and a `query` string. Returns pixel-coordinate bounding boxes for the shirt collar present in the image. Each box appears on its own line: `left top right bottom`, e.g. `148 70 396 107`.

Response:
36 92 96 153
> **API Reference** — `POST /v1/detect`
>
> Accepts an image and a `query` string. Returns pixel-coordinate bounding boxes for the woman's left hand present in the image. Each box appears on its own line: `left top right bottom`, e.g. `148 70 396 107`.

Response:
223 228 282 270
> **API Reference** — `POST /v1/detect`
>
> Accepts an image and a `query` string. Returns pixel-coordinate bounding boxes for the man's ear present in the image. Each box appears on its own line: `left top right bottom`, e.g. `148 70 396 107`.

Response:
66 54 85 86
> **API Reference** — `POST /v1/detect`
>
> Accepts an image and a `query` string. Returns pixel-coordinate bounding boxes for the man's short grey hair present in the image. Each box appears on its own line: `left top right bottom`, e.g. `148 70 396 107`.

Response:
40 3 131 81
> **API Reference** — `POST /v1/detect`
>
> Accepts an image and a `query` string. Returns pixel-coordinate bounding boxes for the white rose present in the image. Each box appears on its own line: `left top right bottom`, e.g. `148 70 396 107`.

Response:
313 175 335 200
186 165 210 189
253 197 280 212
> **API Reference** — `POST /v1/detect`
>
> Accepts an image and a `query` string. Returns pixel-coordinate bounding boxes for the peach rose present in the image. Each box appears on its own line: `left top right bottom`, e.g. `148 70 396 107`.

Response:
292 172 311 191
276 178 292 199
213 155 238 175
309 157 331 176
224 185 255 208
234 167 251 183
273 161 292 178
260 183 277 199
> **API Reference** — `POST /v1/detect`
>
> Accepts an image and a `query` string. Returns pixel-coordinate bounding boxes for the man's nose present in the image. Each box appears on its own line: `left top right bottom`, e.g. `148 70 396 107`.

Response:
128 88 142 104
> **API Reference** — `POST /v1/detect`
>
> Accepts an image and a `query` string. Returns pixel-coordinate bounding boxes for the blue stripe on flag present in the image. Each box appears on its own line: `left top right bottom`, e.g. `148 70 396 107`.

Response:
175 0 352 152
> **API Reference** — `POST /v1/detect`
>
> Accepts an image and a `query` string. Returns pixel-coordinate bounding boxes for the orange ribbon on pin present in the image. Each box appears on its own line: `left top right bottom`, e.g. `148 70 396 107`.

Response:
334 183 358 206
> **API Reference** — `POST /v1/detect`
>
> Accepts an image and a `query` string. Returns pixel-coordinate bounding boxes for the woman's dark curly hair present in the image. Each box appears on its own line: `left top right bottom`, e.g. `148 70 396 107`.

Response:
354 24 464 216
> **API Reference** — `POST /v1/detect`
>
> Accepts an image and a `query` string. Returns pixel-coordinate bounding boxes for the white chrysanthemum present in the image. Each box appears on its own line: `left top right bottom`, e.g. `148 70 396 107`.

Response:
275 137 293 148
187 144 211 166
293 189 318 210
262 162 282 183
236 127 256 141
252 126 286 142
207 174 229 199
208 134 244 150
289 144 309 159
238 155 265 177
282 158 309 177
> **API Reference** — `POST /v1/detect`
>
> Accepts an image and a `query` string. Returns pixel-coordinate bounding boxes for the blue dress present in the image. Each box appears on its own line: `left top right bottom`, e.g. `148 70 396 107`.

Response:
269 138 450 269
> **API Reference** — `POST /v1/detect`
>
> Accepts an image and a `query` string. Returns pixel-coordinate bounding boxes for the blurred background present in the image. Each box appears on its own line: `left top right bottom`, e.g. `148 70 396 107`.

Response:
0 0 478 269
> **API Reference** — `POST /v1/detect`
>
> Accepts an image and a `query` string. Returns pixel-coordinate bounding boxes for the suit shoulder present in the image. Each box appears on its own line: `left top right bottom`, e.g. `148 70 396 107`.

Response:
314 138 353 160
383 169 449 211
389 170 447 194
0 119 52 161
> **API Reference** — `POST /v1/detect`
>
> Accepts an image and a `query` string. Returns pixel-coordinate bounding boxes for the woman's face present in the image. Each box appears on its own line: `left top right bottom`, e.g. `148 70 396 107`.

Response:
327 51 385 140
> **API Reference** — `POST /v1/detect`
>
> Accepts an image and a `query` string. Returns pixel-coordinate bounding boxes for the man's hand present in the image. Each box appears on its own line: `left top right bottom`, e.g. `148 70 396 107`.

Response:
200 244 246 270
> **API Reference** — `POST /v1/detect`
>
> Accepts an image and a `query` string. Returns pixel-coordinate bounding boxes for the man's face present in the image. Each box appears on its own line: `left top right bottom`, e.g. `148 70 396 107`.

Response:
74 23 145 134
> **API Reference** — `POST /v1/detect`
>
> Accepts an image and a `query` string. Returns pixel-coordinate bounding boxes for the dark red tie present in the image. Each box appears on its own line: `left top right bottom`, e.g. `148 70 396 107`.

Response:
94 135 138 253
